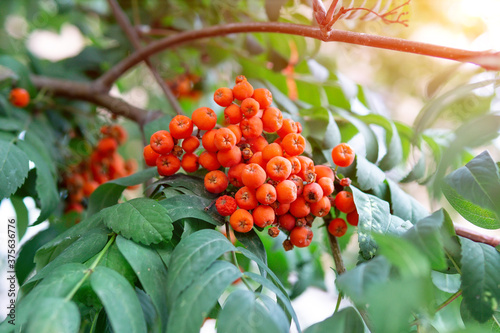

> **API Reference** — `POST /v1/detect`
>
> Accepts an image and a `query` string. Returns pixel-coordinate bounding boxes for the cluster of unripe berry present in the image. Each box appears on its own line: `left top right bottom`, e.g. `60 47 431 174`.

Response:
143 76 358 250
64 124 137 215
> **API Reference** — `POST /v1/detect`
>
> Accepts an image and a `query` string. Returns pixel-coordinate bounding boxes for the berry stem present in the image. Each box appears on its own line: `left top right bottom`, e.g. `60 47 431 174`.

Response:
435 290 462 313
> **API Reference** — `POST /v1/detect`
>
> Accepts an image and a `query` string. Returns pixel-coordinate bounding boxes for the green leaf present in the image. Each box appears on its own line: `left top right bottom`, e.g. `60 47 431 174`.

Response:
97 243 136 284
299 107 341 149
116 236 169 329
351 186 412 259
24 298 80 333
442 151 500 229
159 194 224 225
0 55 35 94
143 115 173 143
460 237 500 323
218 290 289 333
304 307 365 333
166 229 236 308
151 173 213 197
0 117 24 131
0 139 30 200
167 260 241 333
387 179 429 224
336 256 391 304
355 156 386 191
90 266 147 333
87 168 159 216
11 196 28 240
16 139 59 224
101 198 173 245
234 229 267 277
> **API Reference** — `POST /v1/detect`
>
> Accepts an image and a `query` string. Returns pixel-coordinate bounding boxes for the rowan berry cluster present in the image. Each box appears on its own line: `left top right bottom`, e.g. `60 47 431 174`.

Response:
64 124 137 215
143 76 357 250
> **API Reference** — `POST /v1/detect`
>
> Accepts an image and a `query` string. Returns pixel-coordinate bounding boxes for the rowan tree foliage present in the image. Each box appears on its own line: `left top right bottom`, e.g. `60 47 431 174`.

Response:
1 1 500 332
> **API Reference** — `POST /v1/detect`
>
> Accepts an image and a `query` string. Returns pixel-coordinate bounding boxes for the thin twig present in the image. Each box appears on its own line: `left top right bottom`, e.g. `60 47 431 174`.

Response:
454 224 500 247
435 290 462 312
107 0 184 115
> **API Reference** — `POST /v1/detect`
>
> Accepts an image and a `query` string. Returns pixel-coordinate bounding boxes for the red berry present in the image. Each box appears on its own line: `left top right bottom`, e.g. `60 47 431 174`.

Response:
215 195 237 216
331 143 355 168
9 88 30 107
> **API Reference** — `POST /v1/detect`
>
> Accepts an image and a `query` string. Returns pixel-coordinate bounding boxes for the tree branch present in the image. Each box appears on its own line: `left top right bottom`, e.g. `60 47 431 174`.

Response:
454 224 500 247
107 0 184 115
31 75 162 126
95 22 500 89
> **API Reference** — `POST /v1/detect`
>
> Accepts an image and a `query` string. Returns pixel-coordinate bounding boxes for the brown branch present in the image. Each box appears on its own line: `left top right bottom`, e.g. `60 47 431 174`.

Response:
454 224 500 247
94 22 500 89
107 0 184 115
31 75 162 126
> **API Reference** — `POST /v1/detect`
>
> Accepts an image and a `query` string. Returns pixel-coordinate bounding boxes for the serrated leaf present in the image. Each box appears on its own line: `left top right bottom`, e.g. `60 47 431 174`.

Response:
460 237 500 323
355 155 386 191
151 173 214 197
304 307 365 333
167 260 241 333
116 236 168 330
387 179 428 224
443 151 500 229
166 229 236 308
218 290 288 333
91 266 147 333
24 298 80 333
159 194 223 225
101 198 173 245
0 139 30 200
351 186 412 259
87 168 159 216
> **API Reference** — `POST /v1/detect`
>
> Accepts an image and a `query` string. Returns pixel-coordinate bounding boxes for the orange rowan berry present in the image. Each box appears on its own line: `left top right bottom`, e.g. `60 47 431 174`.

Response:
303 183 323 203
217 145 242 167
287 156 301 175
199 151 221 171
266 156 292 182
296 156 316 183
248 151 267 169
310 196 331 217
227 124 242 144
278 213 296 231
150 130 174 155
289 197 310 218
192 107 217 131
216 195 237 216
335 191 356 213
290 226 313 247
214 128 237 151
346 210 359 226
272 201 290 215
233 80 254 101
9 88 30 107
276 180 297 204
82 180 99 197
143 145 160 166
261 107 283 133
241 163 267 189
108 124 128 145
204 170 228 193
295 121 303 134
332 143 355 168
235 186 259 210
256 183 277 205
248 136 268 152
281 133 306 156
262 143 283 162
314 165 334 180
317 177 334 196
230 209 254 233
240 116 263 139
169 115 193 139
181 153 199 173
224 104 242 124
65 202 84 214
252 88 273 109
287 174 304 196
240 98 260 118
328 218 347 237
202 129 218 153
157 154 181 176
228 163 246 187
214 87 234 107
276 118 298 138
97 137 118 157
182 136 200 153
253 205 275 228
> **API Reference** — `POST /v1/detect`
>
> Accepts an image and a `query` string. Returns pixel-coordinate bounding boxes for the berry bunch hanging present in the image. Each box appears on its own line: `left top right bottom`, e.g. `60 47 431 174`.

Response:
144 76 358 250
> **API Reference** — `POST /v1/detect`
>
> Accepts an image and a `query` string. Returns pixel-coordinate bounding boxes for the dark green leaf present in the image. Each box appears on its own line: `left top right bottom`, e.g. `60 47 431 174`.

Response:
387 179 428 224
355 156 386 191
218 290 288 333
101 198 173 245
90 266 147 333
151 173 214 197
0 55 34 94
234 229 267 277
299 107 341 149
166 229 236 308
0 139 30 200
144 115 173 143
116 236 169 329
167 260 241 333
159 194 223 225
460 237 500 322
0 118 24 131
96 243 136 285
304 307 365 333
442 151 500 229
87 168 159 216
24 298 80 333
11 196 28 240
351 186 412 259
